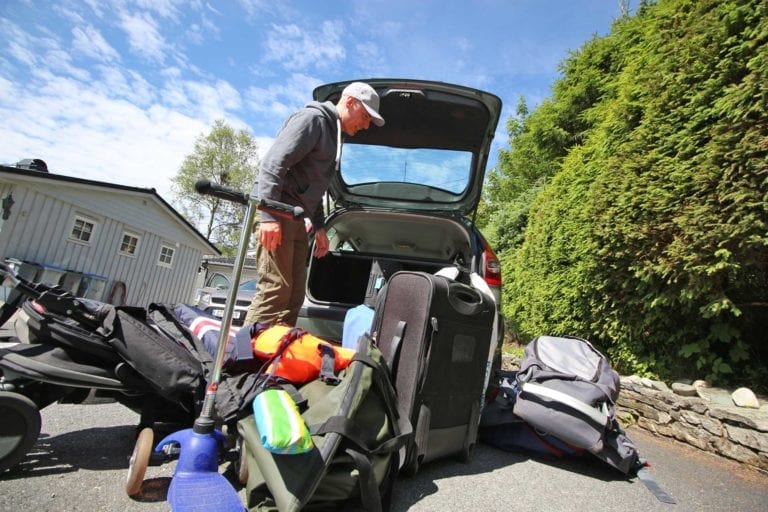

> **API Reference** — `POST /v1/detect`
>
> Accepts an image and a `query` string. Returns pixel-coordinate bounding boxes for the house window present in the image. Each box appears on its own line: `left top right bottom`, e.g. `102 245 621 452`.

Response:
119 232 140 256
158 244 175 267
70 216 96 243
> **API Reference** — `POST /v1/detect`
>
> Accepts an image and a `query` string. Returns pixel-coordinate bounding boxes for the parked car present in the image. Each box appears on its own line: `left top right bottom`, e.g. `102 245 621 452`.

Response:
194 278 257 326
296 78 504 357
198 79 505 372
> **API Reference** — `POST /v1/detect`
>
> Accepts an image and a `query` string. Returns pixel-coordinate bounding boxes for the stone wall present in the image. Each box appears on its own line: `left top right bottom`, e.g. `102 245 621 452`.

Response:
617 376 768 473
501 355 768 474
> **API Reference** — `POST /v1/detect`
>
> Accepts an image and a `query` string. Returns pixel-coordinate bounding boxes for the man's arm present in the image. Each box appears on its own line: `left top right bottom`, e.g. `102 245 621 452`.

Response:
256 110 321 222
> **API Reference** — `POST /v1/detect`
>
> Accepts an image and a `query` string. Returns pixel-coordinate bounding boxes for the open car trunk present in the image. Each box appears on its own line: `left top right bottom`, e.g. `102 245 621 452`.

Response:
299 210 474 342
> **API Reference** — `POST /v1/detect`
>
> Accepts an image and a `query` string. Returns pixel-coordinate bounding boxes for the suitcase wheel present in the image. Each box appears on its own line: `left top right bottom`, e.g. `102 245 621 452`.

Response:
458 443 473 463
235 438 248 485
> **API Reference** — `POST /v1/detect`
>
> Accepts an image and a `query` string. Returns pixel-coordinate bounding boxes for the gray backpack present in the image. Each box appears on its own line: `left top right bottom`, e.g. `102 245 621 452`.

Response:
513 335 628 466
510 335 674 503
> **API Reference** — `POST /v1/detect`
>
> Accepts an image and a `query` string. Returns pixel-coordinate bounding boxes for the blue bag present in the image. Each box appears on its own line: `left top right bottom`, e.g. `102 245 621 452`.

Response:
341 304 374 349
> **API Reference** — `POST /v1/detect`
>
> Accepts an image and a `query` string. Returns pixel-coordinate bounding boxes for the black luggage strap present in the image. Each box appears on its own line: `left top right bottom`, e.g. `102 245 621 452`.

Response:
278 381 308 411
346 447 382 512
317 343 341 385
385 320 406 376
311 414 409 456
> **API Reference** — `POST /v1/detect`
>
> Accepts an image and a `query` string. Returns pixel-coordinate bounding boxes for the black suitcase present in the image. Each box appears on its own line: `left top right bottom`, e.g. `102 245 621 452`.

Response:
371 271 495 475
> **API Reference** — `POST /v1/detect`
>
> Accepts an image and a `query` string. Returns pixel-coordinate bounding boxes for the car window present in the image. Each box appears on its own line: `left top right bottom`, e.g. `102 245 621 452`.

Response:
207 273 230 289
340 145 472 196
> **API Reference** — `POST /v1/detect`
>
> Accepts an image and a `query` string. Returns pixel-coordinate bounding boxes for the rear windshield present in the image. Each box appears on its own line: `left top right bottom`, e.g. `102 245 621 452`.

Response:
340 145 472 197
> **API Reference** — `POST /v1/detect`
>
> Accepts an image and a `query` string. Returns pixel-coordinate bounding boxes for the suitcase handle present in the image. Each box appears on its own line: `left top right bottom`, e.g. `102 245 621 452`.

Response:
447 282 485 316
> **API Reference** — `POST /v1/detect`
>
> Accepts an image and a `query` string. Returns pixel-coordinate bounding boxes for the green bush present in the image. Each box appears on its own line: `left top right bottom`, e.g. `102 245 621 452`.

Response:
495 0 768 389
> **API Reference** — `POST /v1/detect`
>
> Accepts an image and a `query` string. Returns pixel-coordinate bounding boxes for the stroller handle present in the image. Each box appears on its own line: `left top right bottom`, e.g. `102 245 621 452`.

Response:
194 179 304 220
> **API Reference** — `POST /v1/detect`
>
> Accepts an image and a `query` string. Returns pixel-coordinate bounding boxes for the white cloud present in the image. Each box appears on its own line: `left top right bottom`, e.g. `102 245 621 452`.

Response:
0 74 208 202
264 21 345 71
157 73 242 120
7 40 36 67
354 41 387 76
254 136 275 161
96 66 155 105
119 11 168 62
244 73 321 123
72 25 120 62
135 0 183 20
0 26 244 204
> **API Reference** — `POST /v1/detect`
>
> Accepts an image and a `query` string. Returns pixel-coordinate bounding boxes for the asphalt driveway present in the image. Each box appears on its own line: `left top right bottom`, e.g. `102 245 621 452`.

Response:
1 400 767 512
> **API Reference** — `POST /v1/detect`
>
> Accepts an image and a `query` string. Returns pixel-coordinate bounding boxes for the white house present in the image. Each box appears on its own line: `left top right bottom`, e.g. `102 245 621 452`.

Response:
0 160 218 307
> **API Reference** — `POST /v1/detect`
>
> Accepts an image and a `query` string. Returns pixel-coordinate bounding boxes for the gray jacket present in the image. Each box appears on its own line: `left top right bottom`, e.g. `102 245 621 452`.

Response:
255 100 340 228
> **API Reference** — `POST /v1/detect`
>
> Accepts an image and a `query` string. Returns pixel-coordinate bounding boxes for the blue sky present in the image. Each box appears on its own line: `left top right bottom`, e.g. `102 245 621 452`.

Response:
0 0 636 204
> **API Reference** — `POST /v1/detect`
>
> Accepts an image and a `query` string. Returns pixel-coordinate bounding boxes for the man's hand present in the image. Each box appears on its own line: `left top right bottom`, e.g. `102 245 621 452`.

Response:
259 221 282 251
313 227 330 258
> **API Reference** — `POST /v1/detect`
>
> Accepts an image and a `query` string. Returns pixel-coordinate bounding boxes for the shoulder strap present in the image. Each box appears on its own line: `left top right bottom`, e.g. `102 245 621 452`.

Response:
148 303 213 369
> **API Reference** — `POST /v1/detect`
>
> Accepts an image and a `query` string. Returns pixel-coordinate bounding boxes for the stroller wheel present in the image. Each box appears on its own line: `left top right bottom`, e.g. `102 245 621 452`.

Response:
0 391 42 473
126 427 154 496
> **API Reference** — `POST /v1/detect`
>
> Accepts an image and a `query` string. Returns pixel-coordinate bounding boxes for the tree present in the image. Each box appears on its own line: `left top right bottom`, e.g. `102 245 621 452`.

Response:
172 120 260 255
498 0 768 388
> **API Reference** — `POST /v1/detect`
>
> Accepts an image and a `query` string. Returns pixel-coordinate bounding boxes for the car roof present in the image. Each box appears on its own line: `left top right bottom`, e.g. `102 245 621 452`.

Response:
313 78 502 215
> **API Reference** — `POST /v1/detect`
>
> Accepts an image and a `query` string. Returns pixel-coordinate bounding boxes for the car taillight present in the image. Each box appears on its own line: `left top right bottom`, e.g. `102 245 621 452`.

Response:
483 246 502 287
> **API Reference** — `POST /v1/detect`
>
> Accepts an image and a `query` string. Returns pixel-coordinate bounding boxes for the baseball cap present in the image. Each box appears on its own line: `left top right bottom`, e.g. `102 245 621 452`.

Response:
341 82 385 127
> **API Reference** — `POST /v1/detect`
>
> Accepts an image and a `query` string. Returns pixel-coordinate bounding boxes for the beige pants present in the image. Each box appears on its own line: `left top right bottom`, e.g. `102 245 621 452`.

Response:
244 218 308 326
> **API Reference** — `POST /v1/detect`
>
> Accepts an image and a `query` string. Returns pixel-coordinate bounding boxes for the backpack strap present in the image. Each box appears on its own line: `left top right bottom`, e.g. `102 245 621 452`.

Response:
307 344 412 512
310 349 412 454
636 460 676 503
148 303 213 369
345 447 383 512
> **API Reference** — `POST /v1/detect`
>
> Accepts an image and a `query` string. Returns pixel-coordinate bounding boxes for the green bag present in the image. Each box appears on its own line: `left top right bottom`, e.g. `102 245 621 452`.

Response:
237 336 411 512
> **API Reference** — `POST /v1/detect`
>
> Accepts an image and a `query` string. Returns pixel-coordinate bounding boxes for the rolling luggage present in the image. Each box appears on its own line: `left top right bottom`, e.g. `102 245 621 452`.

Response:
371 270 495 474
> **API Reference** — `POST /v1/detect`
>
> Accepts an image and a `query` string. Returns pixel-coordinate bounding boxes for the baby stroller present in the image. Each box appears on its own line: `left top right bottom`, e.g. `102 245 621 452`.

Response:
0 262 210 474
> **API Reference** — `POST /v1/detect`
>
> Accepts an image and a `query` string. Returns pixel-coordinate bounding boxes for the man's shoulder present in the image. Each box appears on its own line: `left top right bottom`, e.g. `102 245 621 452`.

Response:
300 101 337 121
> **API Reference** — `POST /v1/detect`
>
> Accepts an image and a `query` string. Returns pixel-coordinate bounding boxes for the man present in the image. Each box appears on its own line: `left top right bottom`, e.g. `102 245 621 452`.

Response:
244 82 385 326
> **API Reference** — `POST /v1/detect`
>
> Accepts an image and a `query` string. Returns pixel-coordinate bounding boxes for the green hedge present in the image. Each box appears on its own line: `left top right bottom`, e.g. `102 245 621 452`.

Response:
495 0 768 388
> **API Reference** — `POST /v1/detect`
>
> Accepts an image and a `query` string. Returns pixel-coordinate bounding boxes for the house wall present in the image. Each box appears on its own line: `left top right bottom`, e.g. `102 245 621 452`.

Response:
0 177 211 307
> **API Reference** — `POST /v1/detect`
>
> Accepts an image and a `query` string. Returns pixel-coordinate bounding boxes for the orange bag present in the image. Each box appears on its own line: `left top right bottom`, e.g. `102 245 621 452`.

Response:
250 324 356 384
